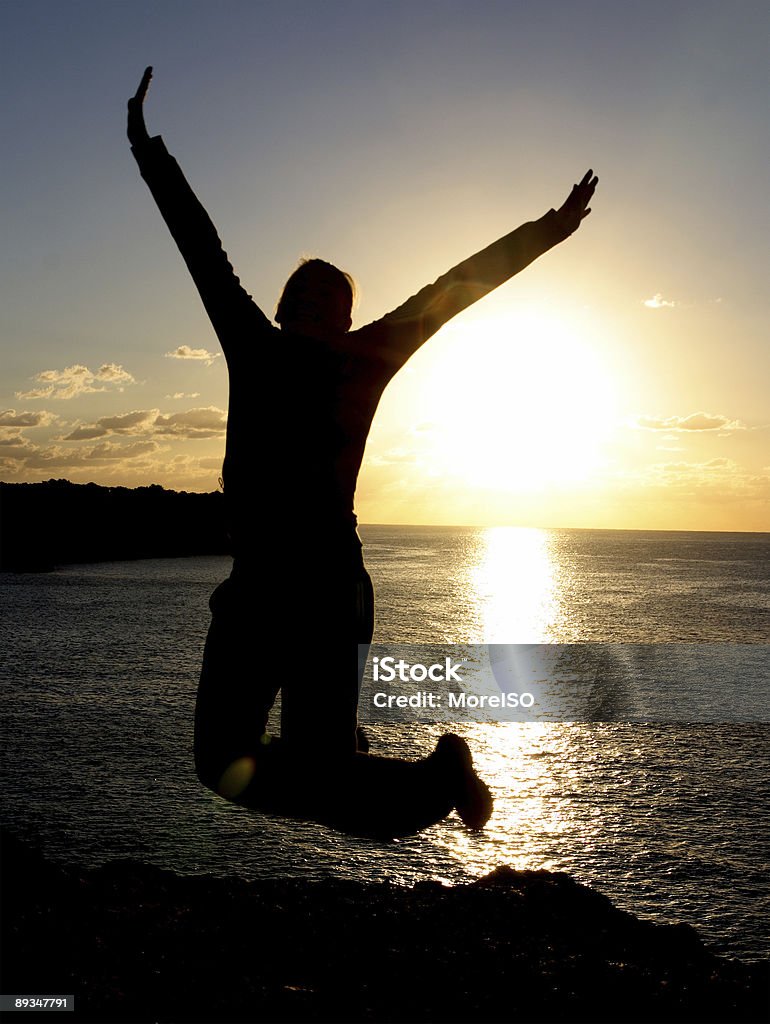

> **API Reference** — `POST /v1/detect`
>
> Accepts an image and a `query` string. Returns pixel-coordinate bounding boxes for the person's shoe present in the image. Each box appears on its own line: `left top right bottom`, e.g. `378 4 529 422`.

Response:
432 733 493 829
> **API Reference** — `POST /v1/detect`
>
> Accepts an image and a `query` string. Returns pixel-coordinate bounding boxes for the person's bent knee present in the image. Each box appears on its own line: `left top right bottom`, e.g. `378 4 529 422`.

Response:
195 746 260 802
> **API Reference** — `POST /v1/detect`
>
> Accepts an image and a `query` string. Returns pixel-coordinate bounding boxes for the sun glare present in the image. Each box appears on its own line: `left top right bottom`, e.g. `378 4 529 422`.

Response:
418 310 617 493
470 526 559 642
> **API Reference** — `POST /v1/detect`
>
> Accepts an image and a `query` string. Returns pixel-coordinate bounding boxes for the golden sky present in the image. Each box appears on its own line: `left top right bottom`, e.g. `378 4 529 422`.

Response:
1 1 768 531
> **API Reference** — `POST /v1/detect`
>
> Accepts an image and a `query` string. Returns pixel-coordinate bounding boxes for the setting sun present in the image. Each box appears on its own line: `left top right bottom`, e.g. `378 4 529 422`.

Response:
415 310 618 493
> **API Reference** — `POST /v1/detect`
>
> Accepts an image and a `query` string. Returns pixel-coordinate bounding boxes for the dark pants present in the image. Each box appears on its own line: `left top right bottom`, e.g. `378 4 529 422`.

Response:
194 562 374 786
193 559 455 838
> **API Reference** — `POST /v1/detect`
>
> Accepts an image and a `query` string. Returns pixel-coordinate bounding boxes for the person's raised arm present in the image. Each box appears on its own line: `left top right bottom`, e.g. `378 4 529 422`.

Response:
362 170 598 375
127 67 271 359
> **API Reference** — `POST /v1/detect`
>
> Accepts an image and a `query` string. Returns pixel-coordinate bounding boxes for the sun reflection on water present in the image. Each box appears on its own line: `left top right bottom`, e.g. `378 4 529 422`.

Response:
433 722 613 880
468 526 562 643
442 528 588 875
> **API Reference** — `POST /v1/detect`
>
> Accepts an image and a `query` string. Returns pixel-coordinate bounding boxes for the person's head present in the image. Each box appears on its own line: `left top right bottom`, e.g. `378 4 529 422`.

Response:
275 258 355 340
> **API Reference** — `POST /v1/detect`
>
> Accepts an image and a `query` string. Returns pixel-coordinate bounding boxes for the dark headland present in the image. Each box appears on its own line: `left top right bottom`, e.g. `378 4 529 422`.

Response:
1 832 766 1024
0 480 229 571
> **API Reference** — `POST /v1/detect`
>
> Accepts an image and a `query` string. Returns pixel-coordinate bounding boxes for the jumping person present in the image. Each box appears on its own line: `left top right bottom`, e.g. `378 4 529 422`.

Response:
127 67 597 837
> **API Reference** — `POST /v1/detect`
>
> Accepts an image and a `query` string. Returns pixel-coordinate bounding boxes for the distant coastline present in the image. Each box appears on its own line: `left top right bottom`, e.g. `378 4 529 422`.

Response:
1 480 766 573
0 479 230 571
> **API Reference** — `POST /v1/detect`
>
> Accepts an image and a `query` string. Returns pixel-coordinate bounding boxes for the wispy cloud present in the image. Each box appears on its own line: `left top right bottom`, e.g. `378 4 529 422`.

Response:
166 392 201 400
0 434 37 459
164 346 221 366
0 408 57 429
636 412 745 432
0 437 221 491
366 446 421 467
646 459 770 501
643 293 678 309
16 364 136 400
79 440 161 463
0 438 162 470
62 410 158 441
657 457 734 474
61 406 227 442
596 459 770 513
152 407 227 439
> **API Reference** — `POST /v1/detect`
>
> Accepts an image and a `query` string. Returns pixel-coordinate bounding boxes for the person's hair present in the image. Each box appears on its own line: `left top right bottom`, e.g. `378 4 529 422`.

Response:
275 258 356 325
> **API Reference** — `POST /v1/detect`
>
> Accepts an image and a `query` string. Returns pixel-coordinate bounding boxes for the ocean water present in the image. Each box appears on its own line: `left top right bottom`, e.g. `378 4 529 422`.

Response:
1 526 768 962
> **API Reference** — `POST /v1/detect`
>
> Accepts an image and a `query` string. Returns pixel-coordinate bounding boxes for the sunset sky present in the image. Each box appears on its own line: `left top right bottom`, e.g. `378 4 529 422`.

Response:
1 0 768 531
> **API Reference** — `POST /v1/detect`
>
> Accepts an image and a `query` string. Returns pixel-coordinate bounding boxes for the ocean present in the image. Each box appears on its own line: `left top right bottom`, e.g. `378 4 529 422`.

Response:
1 525 768 962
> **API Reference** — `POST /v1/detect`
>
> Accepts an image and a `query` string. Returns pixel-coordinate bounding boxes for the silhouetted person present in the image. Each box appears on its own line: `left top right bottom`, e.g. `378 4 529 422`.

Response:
127 67 597 837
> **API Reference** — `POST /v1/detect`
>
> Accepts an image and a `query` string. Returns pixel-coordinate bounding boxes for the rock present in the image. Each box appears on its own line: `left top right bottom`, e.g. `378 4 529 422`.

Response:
1 830 766 1023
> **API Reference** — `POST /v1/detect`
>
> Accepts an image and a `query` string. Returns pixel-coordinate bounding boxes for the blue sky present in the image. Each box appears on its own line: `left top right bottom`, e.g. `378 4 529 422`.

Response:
1 0 768 528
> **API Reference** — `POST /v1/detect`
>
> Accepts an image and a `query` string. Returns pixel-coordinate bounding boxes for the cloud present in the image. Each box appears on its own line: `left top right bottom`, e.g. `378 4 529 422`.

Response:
16 364 136 400
62 410 158 441
82 441 161 462
0 401 224 488
0 441 222 490
643 293 677 309
367 447 420 467
0 433 37 459
0 408 57 429
598 459 770 515
59 407 227 442
658 457 735 475
636 412 745 432
0 437 163 472
641 457 769 496
96 364 134 383
166 392 201 399
165 346 221 366
152 407 227 439
23 440 162 469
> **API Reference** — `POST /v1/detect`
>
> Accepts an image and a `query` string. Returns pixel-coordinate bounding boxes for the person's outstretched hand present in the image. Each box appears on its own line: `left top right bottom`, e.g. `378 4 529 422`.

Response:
127 66 153 148
554 169 598 235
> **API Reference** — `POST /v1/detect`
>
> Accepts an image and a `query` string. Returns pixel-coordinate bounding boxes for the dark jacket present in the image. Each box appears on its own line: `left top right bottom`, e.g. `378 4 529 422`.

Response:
132 137 571 564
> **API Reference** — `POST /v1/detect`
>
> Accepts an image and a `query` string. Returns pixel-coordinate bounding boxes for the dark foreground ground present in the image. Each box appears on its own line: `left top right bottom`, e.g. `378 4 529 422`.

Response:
1 831 766 1024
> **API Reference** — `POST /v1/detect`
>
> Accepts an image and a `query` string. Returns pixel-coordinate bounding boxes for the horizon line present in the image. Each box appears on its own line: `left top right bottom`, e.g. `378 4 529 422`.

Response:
2 479 767 536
